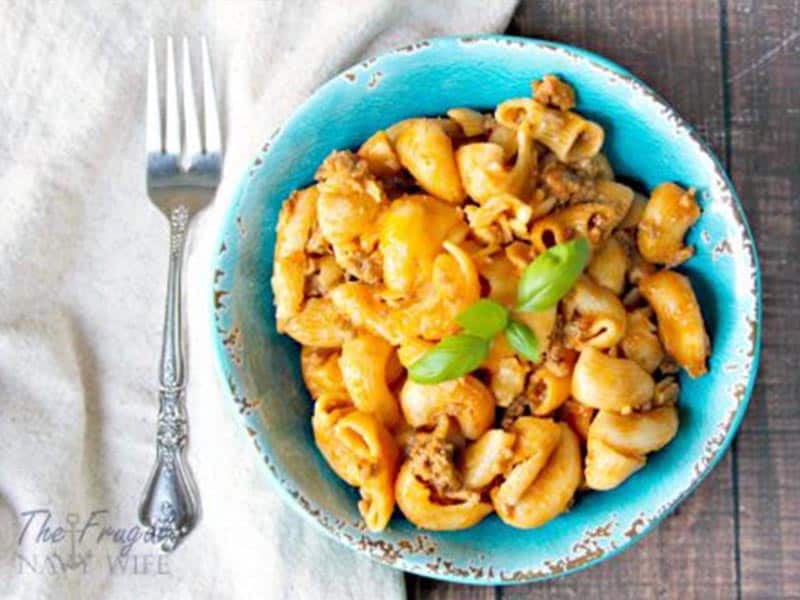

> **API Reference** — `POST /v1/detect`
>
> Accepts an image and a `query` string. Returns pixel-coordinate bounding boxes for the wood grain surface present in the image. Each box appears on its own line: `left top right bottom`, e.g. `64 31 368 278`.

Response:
725 1 800 599
407 1 799 598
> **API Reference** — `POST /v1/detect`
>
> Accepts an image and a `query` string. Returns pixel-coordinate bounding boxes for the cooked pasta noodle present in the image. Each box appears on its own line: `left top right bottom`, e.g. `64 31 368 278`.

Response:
585 406 678 490
639 269 710 377
495 97 604 162
637 183 701 266
394 118 465 204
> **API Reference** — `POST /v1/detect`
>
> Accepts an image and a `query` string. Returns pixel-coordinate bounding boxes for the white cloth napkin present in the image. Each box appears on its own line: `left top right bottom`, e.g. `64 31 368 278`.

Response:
0 1 517 598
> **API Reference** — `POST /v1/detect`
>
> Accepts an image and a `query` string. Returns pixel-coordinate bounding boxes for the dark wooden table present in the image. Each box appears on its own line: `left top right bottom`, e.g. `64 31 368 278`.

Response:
408 1 799 598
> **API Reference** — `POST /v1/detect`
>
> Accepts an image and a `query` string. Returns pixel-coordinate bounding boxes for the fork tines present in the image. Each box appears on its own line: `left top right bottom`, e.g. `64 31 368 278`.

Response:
147 36 221 164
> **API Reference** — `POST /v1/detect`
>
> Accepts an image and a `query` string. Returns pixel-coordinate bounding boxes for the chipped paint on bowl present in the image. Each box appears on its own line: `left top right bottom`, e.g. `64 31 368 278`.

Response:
210 35 761 585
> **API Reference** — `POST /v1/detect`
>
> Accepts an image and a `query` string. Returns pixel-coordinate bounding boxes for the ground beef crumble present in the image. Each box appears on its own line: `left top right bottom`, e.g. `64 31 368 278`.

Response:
532 74 576 111
541 161 596 205
543 315 578 377
407 436 462 495
334 244 382 284
501 394 529 430
315 150 369 182
639 376 680 412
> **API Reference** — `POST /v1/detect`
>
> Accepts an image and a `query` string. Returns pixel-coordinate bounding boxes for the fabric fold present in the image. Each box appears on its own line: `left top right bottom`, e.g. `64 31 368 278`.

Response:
0 1 518 598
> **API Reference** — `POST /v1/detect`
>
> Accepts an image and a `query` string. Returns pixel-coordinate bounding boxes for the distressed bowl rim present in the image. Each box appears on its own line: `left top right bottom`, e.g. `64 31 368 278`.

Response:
210 34 762 585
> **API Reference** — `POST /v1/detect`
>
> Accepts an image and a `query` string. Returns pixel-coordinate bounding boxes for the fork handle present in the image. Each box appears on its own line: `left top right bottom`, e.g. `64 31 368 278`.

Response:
139 205 199 551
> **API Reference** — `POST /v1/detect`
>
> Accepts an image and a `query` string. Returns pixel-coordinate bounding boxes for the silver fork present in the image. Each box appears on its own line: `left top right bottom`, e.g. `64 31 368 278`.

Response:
139 36 222 551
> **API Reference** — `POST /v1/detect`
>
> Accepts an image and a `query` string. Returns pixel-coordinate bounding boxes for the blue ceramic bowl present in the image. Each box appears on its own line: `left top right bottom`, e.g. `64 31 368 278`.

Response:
211 35 760 584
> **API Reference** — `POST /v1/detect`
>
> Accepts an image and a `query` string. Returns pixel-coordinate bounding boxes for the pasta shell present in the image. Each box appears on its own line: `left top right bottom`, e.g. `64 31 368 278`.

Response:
493 423 582 528
395 119 465 204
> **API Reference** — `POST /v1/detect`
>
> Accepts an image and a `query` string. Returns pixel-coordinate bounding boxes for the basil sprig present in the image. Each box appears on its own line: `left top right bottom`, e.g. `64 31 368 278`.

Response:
516 237 589 312
407 334 490 384
408 238 588 384
455 298 509 339
408 299 506 384
505 319 540 362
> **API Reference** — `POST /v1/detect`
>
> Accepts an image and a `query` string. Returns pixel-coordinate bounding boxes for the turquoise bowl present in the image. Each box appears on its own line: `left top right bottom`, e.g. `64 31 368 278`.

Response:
211 35 760 584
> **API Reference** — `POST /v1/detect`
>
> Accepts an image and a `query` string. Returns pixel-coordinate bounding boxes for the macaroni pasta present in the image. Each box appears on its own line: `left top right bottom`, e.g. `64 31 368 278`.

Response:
271 75 711 531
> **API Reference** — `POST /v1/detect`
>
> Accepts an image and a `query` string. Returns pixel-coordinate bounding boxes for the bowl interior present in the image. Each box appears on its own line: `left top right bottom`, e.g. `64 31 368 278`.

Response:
212 36 760 584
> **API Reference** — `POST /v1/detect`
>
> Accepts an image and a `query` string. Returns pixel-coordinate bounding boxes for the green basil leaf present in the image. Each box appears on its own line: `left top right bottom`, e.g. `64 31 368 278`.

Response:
455 299 509 339
408 334 490 384
517 237 590 312
505 320 540 362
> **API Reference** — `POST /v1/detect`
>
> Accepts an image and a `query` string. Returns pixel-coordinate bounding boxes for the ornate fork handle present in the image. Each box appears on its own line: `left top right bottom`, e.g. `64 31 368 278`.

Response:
139 205 199 552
